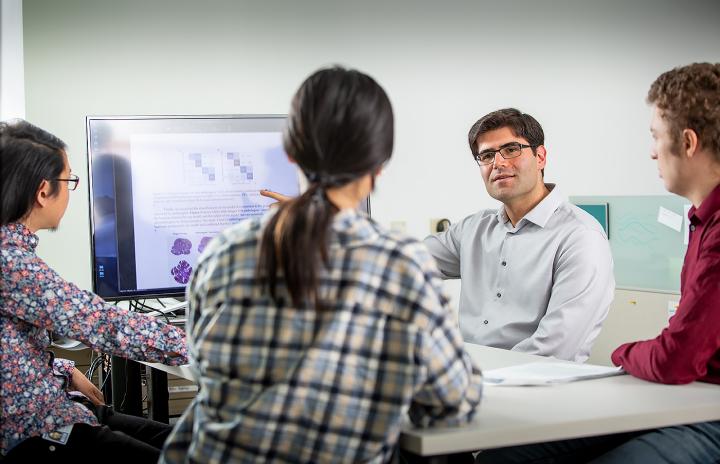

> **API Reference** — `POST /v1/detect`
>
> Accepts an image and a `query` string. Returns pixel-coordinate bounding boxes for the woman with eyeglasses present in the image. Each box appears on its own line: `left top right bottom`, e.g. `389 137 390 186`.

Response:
160 67 483 464
0 119 187 463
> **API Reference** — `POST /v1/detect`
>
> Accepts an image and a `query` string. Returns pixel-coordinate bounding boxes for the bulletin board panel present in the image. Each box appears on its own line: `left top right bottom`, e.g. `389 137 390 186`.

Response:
570 195 690 293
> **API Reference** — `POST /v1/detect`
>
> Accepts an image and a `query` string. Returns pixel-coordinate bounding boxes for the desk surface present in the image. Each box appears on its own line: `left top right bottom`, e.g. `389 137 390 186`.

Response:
399 344 720 456
142 344 720 457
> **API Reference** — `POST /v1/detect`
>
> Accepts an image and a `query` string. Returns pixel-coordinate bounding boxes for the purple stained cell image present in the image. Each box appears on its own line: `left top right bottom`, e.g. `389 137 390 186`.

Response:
171 260 192 284
198 236 212 253
171 238 192 255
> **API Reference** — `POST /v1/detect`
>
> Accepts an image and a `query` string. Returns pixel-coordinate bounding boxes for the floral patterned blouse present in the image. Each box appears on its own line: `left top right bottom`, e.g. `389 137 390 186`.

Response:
0 223 188 455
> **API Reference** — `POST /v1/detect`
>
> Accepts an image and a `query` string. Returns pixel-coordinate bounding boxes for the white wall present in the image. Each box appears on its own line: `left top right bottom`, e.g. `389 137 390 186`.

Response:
1 0 25 120
20 0 720 291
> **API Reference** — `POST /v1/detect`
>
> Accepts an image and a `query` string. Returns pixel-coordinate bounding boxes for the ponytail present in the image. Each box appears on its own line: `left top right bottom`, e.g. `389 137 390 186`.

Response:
256 66 393 310
257 183 338 309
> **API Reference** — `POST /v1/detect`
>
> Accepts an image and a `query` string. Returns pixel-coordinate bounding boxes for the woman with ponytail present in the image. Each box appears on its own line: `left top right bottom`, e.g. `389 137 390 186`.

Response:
161 67 483 464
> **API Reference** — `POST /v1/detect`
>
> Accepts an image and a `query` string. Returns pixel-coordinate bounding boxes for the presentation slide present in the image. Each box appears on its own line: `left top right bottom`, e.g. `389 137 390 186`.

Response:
129 132 298 290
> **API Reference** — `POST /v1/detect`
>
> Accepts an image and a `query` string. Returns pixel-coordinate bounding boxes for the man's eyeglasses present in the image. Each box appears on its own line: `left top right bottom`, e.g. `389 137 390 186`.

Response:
55 174 80 191
473 142 537 166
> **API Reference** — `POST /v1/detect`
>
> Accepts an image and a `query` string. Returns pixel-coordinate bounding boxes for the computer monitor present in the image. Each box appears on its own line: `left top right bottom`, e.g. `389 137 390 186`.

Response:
87 115 369 301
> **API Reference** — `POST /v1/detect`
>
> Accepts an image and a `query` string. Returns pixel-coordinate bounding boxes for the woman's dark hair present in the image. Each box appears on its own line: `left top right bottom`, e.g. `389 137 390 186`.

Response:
257 66 394 308
0 119 67 226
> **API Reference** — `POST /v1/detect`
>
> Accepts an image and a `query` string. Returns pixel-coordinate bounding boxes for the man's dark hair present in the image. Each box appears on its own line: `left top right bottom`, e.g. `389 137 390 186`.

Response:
468 108 545 158
0 119 67 225
468 108 545 176
647 62 720 161
257 66 394 309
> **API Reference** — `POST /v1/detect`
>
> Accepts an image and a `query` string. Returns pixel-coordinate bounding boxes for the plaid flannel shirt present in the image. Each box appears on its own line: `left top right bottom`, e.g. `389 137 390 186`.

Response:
161 209 483 463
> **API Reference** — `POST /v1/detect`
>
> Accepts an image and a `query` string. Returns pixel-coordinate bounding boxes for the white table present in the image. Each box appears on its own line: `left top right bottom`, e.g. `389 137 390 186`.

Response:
398 344 720 458
142 344 720 460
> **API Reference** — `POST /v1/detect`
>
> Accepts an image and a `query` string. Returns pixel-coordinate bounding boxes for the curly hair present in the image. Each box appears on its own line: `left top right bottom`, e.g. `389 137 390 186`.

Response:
647 63 720 161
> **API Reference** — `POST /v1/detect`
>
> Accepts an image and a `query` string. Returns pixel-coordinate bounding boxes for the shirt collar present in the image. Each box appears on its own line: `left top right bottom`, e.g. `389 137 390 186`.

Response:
496 183 563 228
330 208 380 248
689 181 720 225
0 223 39 251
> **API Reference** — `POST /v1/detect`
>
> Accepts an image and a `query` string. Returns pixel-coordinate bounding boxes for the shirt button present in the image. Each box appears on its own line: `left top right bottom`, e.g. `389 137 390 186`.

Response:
690 225 696 232
501 261 507 266
496 292 502 298
484 320 489 324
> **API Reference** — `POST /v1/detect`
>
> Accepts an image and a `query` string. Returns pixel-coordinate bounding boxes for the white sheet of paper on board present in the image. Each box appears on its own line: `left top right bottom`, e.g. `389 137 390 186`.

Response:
658 206 682 232
684 204 692 245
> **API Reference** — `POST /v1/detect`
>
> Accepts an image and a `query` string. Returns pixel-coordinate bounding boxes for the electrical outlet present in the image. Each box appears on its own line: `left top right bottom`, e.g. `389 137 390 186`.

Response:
430 218 451 234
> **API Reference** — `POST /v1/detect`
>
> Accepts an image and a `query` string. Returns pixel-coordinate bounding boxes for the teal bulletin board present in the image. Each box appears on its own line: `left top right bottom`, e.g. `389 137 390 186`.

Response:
571 195 689 293
576 203 609 237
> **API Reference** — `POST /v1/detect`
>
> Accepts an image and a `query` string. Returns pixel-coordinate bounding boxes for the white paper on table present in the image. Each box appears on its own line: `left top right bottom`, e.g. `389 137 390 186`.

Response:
483 362 624 387
658 206 683 232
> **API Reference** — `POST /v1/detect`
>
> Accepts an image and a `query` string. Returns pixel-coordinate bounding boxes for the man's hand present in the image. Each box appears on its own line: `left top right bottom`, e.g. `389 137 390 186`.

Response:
260 189 292 204
70 367 105 406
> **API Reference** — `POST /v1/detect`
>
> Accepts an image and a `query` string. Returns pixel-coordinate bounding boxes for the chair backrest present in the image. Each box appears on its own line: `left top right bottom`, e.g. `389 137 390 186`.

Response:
588 288 676 366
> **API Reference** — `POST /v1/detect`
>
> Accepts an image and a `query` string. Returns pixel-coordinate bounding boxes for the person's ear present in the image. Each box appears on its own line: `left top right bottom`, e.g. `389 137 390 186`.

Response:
35 180 53 208
286 154 296 164
683 129 699 159
535 145 547 171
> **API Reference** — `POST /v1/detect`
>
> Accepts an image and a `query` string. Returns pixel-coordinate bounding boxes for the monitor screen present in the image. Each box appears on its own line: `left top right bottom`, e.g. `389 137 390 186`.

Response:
87 115 371 300
87 115 305 300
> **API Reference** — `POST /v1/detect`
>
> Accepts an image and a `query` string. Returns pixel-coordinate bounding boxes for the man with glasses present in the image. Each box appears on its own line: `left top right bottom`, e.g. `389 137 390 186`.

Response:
475 62 720 464
424 108 614 362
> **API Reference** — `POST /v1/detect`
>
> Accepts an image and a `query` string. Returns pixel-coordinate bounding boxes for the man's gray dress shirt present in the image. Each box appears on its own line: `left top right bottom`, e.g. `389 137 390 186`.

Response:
424 184 615 362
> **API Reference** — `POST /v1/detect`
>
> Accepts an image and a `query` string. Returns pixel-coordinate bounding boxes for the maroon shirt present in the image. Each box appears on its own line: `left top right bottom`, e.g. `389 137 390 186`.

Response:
612 182 720 385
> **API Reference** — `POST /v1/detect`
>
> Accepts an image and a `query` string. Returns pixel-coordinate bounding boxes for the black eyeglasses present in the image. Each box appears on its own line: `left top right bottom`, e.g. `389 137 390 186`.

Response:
55 174 80 191
473 142 537 166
